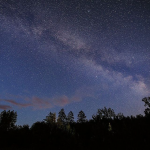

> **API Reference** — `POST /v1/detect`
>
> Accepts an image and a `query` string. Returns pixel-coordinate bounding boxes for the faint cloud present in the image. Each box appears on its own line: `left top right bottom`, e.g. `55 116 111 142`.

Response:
0 99 31 108
53 95 69 107
0 89 98 110
25 95 71 109
4 99 31 107
0 105 12 110
25 96 52 110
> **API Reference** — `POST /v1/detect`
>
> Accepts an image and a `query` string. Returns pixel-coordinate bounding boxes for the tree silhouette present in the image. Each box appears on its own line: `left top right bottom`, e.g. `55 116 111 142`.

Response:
0 105 150 150
30 121 50 148
44 112 56 124
116 113 124 120
0 110 17 131
67 111 74 123
93 107 116 121
77 110 87 123
58 108 67 125
142 97 150 117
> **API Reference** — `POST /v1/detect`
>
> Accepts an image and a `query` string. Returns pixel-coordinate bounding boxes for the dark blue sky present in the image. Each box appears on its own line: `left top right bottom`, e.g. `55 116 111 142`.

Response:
0 0 150 126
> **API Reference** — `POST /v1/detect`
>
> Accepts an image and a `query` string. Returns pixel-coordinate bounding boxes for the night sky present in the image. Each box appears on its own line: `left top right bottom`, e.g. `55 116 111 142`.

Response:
0 0 150 126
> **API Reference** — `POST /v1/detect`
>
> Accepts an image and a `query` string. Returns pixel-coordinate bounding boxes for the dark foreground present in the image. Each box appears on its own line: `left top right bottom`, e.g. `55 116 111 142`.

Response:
1 97 150 150
0 116 150 150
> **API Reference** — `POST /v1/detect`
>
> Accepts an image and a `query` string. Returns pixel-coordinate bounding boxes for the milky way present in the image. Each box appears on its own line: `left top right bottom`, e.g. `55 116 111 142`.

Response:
0 0 150 125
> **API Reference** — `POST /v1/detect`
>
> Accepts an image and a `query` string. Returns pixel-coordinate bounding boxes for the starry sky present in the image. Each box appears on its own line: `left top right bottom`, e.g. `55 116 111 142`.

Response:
0 0 150 126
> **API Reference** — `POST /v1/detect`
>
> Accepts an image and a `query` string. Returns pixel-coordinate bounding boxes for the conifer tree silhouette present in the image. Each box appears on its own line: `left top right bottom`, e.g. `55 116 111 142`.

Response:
77 110 87 123
67 111 74 123
58 108 67 125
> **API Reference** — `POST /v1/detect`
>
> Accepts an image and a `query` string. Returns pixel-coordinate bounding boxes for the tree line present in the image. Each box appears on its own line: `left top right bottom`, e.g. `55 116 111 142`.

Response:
0 97 150 150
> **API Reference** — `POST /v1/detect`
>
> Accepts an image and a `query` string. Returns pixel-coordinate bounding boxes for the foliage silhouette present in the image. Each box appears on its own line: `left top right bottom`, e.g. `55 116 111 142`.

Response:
58 108 67 125
142 97 150 117
67 111 74 123
44 112 56 124
77 110 87 123
0 97 150 149
92 107 116 122
0 110 17 131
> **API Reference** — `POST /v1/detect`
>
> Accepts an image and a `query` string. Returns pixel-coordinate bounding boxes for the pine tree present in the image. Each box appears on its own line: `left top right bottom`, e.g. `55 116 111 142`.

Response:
67 111 74 123
58 108 66 125
77 110 87 123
